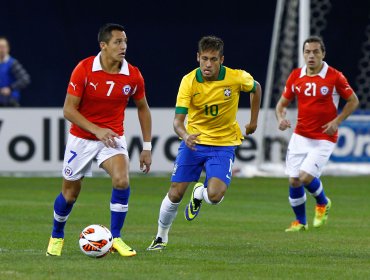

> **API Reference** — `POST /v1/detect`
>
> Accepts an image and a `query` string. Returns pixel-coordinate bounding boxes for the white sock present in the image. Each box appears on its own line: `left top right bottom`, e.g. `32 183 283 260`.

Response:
156 194 179 243
203 188 224 205
193 184 205 200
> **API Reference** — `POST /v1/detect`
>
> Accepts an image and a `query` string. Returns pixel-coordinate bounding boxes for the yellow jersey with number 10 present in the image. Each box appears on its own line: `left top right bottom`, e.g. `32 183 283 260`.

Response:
175 65 256 146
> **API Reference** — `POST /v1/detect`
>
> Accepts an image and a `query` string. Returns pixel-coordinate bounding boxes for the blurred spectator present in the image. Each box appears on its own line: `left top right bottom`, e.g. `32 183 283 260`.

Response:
0 37 30 107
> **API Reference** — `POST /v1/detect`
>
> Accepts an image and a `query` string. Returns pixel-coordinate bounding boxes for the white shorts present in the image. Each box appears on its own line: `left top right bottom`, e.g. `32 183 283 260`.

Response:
62 133 129 180
285 133 335 178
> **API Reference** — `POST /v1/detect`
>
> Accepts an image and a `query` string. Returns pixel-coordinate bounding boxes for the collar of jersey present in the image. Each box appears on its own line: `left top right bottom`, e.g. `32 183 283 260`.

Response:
300 61 328 78
196 65 226 82
92 52 129 75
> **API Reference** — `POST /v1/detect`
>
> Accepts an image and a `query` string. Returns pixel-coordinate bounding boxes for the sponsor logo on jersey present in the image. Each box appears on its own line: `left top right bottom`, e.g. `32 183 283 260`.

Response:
295 86 301 92
320 86 329 95
70 82 77 91
224 88 232 97
64 166 73 176
123 85 132 95
89 82 98 90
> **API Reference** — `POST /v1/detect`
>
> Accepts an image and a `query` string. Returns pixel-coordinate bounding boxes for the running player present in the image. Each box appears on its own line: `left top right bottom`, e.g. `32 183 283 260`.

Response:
147 35 262 250
276 36 359 232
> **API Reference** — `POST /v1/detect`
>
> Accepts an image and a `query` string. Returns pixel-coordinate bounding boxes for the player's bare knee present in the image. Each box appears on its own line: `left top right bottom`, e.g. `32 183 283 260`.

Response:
289 177 301 187
62 180 81 202
112 176 129 189
208 191 225 204
298 172 313 186
62 190 78 203
167 191 182 203
301 178 313 186
168 183 186 203
167 187 184 203
207 178 227 202
209 196 222 204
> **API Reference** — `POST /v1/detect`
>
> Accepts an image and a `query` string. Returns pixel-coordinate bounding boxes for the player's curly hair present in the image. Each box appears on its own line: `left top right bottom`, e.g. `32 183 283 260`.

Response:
98 23 125 44
198 36 224 56
303 36 326 53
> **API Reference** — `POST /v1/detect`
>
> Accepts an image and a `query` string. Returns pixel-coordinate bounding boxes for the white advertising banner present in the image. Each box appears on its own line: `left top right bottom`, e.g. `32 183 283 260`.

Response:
0 108 368 176
0 108 178 174
0 108 266 174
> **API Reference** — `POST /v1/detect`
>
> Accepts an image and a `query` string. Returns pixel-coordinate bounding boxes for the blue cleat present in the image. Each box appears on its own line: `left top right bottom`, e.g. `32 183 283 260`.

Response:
184 182 203 221
146 237 167 251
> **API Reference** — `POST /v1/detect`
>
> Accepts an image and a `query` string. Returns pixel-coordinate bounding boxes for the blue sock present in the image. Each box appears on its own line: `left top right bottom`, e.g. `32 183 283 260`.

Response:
289 186 307 225
304 177 328 205
52 193 74 238
110 187 130 238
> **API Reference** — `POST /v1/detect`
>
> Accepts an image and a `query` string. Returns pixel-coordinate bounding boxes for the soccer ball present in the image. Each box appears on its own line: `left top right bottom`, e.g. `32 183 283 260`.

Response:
79 224 113 258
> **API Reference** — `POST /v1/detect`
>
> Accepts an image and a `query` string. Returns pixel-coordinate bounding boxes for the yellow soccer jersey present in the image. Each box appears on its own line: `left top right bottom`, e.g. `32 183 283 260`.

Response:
175 65 256 146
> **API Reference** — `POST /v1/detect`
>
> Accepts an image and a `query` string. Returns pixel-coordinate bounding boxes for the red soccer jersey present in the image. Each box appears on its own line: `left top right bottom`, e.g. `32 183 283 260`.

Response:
282 62 354 143
66 53 145 140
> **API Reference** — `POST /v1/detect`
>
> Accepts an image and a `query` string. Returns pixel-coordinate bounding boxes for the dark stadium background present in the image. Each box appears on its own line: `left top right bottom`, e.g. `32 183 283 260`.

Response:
1 0 369 108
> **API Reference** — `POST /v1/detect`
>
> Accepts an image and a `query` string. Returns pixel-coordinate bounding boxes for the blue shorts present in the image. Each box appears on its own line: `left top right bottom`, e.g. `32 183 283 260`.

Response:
171 141 236 187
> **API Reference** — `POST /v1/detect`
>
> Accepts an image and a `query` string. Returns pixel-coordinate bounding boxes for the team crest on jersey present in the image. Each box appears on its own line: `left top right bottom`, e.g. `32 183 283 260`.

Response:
320 86 329 95
224 88 232 97
64 166 73 177
123 85 132 95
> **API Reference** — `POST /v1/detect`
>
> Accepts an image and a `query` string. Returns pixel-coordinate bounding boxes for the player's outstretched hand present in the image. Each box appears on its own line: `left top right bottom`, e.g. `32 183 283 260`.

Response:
184 133 200 151
95 128 119 148
245 123 257 135
278 119 291 131
140 150 152 174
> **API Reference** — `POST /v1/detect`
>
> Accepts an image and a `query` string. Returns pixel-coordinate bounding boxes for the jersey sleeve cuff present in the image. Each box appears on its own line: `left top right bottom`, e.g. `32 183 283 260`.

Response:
249 81 257 93
175 106 188 114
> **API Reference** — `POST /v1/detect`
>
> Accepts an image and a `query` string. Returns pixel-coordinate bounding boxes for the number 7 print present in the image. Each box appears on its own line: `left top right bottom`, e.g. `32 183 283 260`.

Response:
68 150 77 163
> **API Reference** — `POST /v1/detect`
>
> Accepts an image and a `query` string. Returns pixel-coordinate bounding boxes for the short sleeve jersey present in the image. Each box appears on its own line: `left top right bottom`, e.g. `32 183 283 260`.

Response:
67 53 145 140
283 62 354 143
175 66 256 146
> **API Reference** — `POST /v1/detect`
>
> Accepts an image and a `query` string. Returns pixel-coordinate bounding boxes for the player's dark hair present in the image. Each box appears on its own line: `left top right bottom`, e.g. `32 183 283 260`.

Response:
198 36 224 56
98 23 125 44
303 36 326 53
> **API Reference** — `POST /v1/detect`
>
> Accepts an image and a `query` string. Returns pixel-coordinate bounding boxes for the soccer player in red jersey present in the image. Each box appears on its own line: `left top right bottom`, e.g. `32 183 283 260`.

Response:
46 23 152 256
275 36 359 232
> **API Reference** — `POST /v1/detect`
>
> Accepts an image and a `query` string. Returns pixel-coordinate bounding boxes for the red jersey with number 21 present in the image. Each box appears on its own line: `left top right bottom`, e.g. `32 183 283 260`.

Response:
282 62 354 143
66 53 145 140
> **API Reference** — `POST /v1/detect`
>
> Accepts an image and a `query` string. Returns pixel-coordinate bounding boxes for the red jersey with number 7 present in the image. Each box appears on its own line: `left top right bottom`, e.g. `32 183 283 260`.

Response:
282 62 354 143
66 53 146 140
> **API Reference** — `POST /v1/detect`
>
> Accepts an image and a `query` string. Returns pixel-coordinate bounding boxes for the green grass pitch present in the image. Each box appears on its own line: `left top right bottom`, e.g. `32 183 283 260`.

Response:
0 176 370 279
